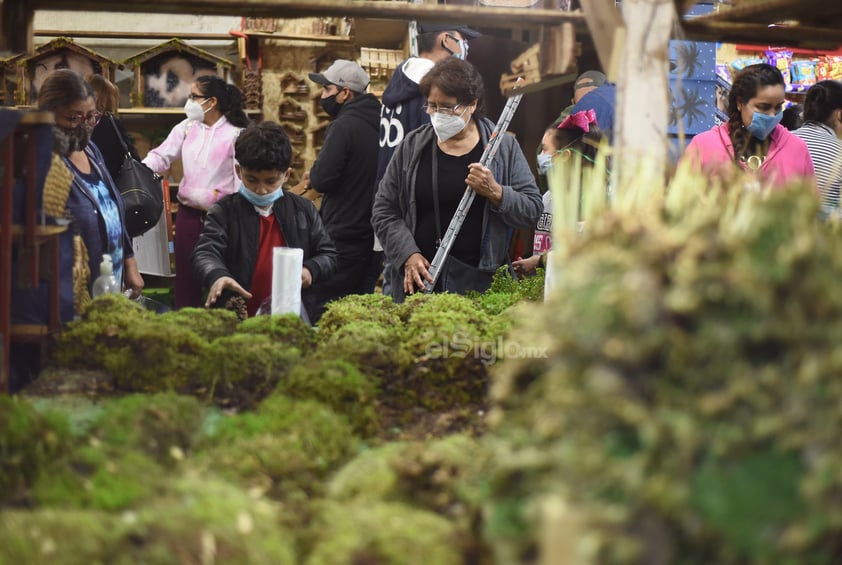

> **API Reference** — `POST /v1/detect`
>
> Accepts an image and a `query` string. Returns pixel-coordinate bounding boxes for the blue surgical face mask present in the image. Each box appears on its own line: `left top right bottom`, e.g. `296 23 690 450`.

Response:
537 152 554 174
239 182 284 208
746 110 782 140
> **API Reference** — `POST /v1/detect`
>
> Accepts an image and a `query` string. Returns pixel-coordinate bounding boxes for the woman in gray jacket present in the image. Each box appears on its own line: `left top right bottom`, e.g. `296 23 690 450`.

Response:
372 58 542 302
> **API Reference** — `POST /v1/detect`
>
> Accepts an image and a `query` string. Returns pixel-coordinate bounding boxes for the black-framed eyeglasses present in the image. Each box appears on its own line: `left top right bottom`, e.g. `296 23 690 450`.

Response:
422 103 465 116
61 111 102 127
187 93 209 101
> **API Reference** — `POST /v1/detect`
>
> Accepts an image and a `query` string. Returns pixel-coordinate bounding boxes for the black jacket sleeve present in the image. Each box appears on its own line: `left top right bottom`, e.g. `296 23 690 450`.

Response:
309 122 348 195
191 201 233 290
289 195 338 284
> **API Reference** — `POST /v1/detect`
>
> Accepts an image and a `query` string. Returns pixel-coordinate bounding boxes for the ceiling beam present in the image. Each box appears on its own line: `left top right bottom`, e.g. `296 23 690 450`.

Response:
29 0 588 28
695 0 842 24
680 19 842 50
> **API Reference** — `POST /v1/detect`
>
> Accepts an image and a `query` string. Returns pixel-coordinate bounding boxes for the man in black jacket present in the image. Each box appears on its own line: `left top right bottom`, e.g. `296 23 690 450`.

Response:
307 59 381 322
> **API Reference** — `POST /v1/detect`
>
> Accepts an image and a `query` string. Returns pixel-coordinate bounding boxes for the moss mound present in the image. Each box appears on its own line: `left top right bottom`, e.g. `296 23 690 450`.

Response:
478 265 546 315
87 393 206 465
32 445 166 511
485 186 842 563
197 396 357 496
0 396 72 505
397 293 502 411
304 500 462 565
156 307 240 341
237 313 319 353
274 358 381 437
328 434 488 529
195 333 302 408
1 479 296 565
124 476 296 564
317 293 408 338
316 321 413 385
51 294 151 370
0 508 121 564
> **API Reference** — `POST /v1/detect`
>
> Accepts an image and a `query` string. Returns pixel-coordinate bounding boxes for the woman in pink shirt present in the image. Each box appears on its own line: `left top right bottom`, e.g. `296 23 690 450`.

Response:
143 76 249 308
682 63 814 188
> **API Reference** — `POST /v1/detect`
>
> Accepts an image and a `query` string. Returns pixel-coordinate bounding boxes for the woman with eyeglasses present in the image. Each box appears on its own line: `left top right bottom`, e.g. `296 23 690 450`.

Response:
142 75 249 308
681 63 814 188
372 58 542 301
37 69 144 300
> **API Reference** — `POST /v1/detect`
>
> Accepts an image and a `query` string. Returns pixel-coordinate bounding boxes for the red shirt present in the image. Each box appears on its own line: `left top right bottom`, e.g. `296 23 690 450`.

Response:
247 213 285 316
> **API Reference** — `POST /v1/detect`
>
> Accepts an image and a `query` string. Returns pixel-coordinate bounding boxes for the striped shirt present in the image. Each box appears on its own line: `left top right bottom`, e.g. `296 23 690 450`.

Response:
793 122 842 213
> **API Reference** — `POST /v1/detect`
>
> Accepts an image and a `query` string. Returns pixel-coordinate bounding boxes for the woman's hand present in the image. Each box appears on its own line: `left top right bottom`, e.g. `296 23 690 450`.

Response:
205 276 252 307
301 266 313 289
123 257 144 299
466 163 503 207
512 254 542 279
404 252 433 295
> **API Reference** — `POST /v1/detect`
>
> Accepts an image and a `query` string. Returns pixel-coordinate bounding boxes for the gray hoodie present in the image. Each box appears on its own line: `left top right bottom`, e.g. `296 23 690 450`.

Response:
372 117 542 301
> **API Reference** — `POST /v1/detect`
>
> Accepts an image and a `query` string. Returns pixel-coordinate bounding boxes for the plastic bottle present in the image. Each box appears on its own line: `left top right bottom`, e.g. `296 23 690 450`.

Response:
92 254 121 298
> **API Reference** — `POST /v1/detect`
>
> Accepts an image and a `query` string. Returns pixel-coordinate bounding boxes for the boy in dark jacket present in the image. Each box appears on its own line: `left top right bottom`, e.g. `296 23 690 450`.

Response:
192 121 338 320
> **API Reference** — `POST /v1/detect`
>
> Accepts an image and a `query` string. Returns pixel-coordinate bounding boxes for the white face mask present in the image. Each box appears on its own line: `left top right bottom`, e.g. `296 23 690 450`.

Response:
430 108 469 142
184 98 208 122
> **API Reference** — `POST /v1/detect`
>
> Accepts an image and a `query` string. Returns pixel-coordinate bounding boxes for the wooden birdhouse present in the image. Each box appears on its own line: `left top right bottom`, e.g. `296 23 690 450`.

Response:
279 71 309 97
280 122 306 148
278 98 306 122
123 38 234 108
311 120 330 151
16 37 121 105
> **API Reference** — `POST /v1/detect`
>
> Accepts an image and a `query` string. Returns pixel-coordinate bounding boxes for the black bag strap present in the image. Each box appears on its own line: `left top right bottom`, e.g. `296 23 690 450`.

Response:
431 144 442 249
107 114 131 157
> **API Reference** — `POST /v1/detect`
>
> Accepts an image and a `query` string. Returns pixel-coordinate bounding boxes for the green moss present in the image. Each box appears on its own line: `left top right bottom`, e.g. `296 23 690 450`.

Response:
317 293 408 337
0 396 72 505
195 333 302 408
304 500 462 565
274 358 381 437
123 476 296 565
102 319 207 393
156 307 240 341
87 393 206 465
328 435 489 531
51 294 151 369
315 321 413 384
197 396 357 496
0 509 121 564
32 445 165 511
399 293 501 411
237 313 319 353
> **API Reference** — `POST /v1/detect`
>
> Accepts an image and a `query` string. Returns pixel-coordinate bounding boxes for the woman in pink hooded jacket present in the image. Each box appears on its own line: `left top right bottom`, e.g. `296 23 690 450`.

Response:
143 76 249 308
682 63 815 188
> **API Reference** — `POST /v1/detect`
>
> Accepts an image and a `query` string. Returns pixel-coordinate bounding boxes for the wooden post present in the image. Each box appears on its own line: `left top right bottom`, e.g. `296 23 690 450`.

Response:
613 0 675 192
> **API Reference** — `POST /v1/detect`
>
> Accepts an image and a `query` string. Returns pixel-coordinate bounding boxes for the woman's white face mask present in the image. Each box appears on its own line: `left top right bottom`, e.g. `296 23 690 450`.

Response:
430 106 470 142
184 98 209 121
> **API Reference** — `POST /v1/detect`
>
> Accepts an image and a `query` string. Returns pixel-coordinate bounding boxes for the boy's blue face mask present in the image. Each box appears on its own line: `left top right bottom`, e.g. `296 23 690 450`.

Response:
239 182 284 207
746 110 782 140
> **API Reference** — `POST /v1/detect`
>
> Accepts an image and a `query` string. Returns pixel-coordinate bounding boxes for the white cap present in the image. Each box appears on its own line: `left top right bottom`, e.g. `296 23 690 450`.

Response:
100 254 113 275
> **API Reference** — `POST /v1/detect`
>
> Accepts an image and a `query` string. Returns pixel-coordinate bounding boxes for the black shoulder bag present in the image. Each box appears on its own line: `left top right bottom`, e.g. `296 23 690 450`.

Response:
109 115 164 238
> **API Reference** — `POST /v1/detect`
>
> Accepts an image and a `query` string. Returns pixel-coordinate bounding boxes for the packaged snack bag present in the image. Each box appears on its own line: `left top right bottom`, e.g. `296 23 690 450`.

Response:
816 57 830 81
766 49 793 86
791 60 817 89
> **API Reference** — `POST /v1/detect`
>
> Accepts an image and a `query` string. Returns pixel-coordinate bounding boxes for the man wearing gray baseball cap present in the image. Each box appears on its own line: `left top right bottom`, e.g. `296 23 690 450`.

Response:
306 59 381 322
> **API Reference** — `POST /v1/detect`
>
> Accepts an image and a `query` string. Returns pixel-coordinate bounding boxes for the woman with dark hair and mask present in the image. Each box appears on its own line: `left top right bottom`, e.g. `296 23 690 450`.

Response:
793 80 842 217
372 58 542 302
37 69 144 299
143 75 250 308
681 63 814 188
